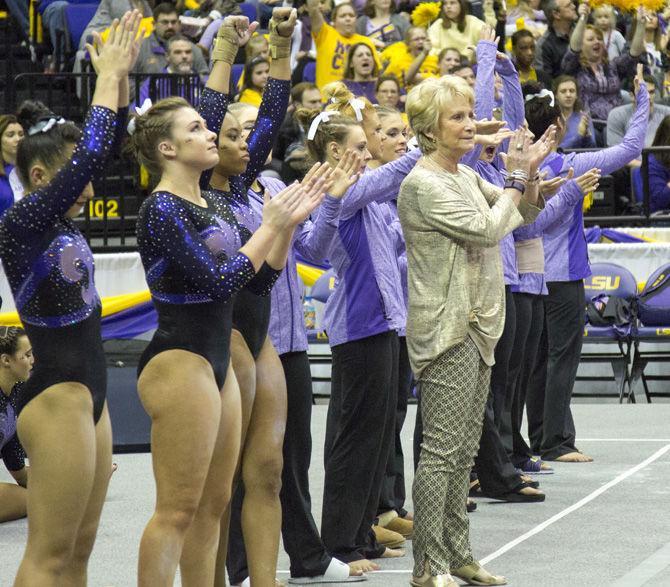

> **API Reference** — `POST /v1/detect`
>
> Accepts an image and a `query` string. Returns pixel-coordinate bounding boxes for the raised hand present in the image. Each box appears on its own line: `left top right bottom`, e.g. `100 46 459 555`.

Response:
527 124 557 173
475 118 508 135
325 149 363 199
479 23 497 44
634 63 645 97
221 15 259 47
86 10 143 77
575 167 601 194
271 7 298 37
290 170 330 224
502 127 533 176
578 1 590 19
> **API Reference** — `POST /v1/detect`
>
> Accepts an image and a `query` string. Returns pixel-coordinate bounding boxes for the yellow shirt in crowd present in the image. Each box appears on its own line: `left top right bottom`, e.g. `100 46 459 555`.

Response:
238 88 263 107
313 22 381 88
382 42 439 88
428 14 485 62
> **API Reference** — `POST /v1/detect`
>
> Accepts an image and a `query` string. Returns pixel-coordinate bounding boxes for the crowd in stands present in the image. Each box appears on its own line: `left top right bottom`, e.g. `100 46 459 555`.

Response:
4 0 670 211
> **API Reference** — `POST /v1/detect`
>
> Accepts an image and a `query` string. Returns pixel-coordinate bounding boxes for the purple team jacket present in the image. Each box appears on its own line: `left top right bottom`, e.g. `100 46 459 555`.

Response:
324 149 421 347
462 40 525 287
264 177 344 355
512 180 585 294
539 83 649 282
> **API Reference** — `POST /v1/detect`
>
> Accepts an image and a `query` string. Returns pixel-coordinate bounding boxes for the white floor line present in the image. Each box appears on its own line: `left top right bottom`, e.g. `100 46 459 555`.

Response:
275 444 670 579
479 443 670 566
610 541 670 586
578 438 670 442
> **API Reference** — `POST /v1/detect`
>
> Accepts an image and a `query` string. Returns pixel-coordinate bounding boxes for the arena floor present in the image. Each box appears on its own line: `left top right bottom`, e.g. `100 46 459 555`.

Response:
1 403 669 587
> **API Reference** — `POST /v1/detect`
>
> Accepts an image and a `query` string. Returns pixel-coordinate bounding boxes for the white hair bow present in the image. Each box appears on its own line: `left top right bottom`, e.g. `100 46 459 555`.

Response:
28 117 65 136
525 89 554 107
127 98 154 135
307 111 334 140
348 98 365 121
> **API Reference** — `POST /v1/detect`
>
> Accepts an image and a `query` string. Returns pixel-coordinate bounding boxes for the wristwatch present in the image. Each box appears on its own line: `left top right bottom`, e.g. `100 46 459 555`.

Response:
504 178 526 195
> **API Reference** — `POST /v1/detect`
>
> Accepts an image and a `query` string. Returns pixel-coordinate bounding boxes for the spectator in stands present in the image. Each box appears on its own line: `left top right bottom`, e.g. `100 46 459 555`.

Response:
452 61 476 88
5 0 30 39
607 75 670 148
641 115 670 212
135 2 209 77
0 327 33 524
553 75 596 149
511 29 551 87
356 0 410 50
381 27 439 89
561 4 646 122
375 76 402 110
505 0 547 39
536 0 577 80
343 42 380 102
630 9 668 90
437 46 462 75
427 0 486 62
306 0 381 88
0 116 25 217
37 0 70 70
137 34 205 107
592 4 626 61
275 82 322 161
78 0 152 52
237 56 270 106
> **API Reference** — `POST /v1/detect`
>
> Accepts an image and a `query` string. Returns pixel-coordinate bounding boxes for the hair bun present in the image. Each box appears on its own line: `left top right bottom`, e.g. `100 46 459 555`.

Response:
321 81 353 106
16 100 55 131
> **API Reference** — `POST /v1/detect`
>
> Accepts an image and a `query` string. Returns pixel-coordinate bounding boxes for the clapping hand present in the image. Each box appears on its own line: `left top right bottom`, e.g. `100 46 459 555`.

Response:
324 150 363 199
476 128 515 148
539 168 572 198
575 167 601 195
527 124 557 174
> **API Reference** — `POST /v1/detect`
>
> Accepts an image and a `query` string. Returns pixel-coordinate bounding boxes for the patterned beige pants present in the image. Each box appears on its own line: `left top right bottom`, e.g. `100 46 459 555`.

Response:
412 336 491 576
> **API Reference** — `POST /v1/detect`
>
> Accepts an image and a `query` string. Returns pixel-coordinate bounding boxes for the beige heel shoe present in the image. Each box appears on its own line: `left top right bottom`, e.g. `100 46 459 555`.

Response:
450 562 507 586
410 561 458 587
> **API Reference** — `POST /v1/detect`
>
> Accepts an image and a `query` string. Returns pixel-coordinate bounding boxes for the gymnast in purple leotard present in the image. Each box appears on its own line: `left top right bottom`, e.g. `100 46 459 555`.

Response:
0 12 142 583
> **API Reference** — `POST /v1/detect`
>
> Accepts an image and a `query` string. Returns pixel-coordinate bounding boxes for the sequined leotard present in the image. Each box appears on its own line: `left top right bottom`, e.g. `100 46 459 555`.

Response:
0 106 122 422
202 79 291 358
136 88 280 387
0 383 25 473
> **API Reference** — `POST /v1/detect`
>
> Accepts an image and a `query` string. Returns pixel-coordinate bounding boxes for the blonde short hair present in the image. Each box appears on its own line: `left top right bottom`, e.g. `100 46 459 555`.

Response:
405 75 474 154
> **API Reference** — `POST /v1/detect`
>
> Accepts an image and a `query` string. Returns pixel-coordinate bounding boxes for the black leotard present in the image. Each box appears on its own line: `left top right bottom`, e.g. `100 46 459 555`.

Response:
136 187 276 387
0 106 122 422
0 383 26 472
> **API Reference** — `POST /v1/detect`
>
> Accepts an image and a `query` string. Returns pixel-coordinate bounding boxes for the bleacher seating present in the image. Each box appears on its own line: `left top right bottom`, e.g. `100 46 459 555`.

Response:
238 2 257 23
63 3 98 53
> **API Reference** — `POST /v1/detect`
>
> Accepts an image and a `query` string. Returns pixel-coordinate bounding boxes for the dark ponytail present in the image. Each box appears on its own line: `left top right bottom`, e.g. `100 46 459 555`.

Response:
15 100 81 189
